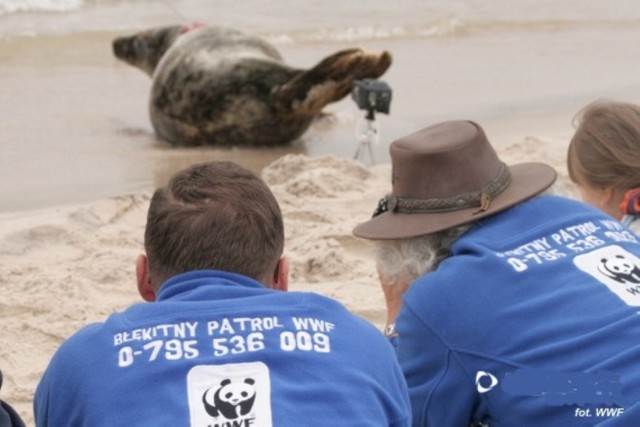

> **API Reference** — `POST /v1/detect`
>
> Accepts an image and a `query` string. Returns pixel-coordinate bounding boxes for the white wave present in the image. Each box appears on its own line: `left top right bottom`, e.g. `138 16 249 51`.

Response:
0 0 84 15
264 20 467 45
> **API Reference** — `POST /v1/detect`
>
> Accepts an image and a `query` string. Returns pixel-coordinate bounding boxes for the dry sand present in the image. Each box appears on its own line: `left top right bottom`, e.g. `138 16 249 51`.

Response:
0 135 576 424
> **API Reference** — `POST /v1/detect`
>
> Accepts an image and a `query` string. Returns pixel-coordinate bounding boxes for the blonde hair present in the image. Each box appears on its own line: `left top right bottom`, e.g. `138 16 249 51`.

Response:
568 99 640 190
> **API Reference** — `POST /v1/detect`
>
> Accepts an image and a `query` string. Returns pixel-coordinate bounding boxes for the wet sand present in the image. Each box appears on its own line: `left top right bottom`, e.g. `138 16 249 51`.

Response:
3 25 640 213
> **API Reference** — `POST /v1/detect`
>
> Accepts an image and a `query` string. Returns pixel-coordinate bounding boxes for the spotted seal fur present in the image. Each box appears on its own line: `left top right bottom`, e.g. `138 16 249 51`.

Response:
112 24 392 147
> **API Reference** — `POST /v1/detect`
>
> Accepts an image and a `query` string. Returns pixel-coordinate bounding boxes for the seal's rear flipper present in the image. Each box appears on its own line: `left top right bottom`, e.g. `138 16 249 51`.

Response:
274 49 392 114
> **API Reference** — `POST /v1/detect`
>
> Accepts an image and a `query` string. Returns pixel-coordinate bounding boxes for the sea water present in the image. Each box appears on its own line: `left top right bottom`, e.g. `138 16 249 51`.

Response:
1 0 640 212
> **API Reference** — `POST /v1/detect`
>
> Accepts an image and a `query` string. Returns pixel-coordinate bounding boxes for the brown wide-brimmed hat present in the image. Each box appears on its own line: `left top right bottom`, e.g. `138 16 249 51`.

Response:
353 120 557 240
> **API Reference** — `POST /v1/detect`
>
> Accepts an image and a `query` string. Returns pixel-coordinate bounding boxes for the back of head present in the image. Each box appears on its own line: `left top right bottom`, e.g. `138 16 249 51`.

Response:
569 99 640 189
144 161 284 286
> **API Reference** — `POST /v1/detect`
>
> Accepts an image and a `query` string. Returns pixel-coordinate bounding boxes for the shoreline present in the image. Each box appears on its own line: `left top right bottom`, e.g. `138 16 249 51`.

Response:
3 27 640 214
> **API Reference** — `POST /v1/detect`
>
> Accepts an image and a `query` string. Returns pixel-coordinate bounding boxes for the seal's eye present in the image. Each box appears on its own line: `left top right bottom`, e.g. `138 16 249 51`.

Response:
133 38 148 58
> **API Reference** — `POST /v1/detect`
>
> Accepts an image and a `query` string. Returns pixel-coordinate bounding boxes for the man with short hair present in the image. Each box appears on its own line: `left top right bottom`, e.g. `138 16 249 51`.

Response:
35 161 410 426
354 120 640 426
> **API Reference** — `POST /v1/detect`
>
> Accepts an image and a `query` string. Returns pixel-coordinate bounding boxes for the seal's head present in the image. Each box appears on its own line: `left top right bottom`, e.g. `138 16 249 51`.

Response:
112 25 186 76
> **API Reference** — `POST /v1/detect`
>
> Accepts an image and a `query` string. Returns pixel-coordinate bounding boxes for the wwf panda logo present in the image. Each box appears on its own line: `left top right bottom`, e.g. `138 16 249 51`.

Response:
597 254 640 284
202 378 256 420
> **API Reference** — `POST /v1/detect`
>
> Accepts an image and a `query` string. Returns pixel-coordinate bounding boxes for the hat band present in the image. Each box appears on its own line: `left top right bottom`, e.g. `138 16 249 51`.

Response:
372 162 511 217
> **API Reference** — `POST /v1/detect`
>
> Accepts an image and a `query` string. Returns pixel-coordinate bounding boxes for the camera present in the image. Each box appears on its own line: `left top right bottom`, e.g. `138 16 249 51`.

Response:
351 79 392 118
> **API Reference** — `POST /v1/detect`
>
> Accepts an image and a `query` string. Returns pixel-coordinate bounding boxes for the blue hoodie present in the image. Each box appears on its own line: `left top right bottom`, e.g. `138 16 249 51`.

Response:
397 195 640 426
35 271 410 426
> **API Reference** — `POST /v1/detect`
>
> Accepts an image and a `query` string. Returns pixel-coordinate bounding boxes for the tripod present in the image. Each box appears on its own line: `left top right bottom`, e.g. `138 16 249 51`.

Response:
353 109 379 165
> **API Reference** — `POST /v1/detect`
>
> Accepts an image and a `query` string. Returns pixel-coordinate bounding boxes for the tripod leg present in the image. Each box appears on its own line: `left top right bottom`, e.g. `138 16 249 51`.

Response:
353 143 362 160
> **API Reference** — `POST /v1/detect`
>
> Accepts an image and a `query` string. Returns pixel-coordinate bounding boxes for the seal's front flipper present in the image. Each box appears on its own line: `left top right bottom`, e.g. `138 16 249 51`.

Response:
274 48 392 114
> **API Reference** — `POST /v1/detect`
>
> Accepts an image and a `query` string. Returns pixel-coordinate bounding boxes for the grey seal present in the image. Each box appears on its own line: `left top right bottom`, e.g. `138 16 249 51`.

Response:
112 23 392 147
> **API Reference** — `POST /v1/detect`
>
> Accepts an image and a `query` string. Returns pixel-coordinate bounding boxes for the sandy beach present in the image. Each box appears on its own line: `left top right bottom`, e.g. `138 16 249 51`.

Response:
0 32 635 426
3 0 640 423
3 21 640 213
0 136 576 424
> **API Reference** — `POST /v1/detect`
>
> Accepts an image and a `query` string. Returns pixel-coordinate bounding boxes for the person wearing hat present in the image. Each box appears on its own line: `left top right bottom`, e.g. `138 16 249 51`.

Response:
354 120 640 426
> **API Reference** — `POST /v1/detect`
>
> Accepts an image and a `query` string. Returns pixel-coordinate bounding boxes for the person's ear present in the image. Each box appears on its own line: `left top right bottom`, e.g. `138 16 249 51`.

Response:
272 257 289 291
600 187 628 219
599 187 616 207
136 254 156 302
